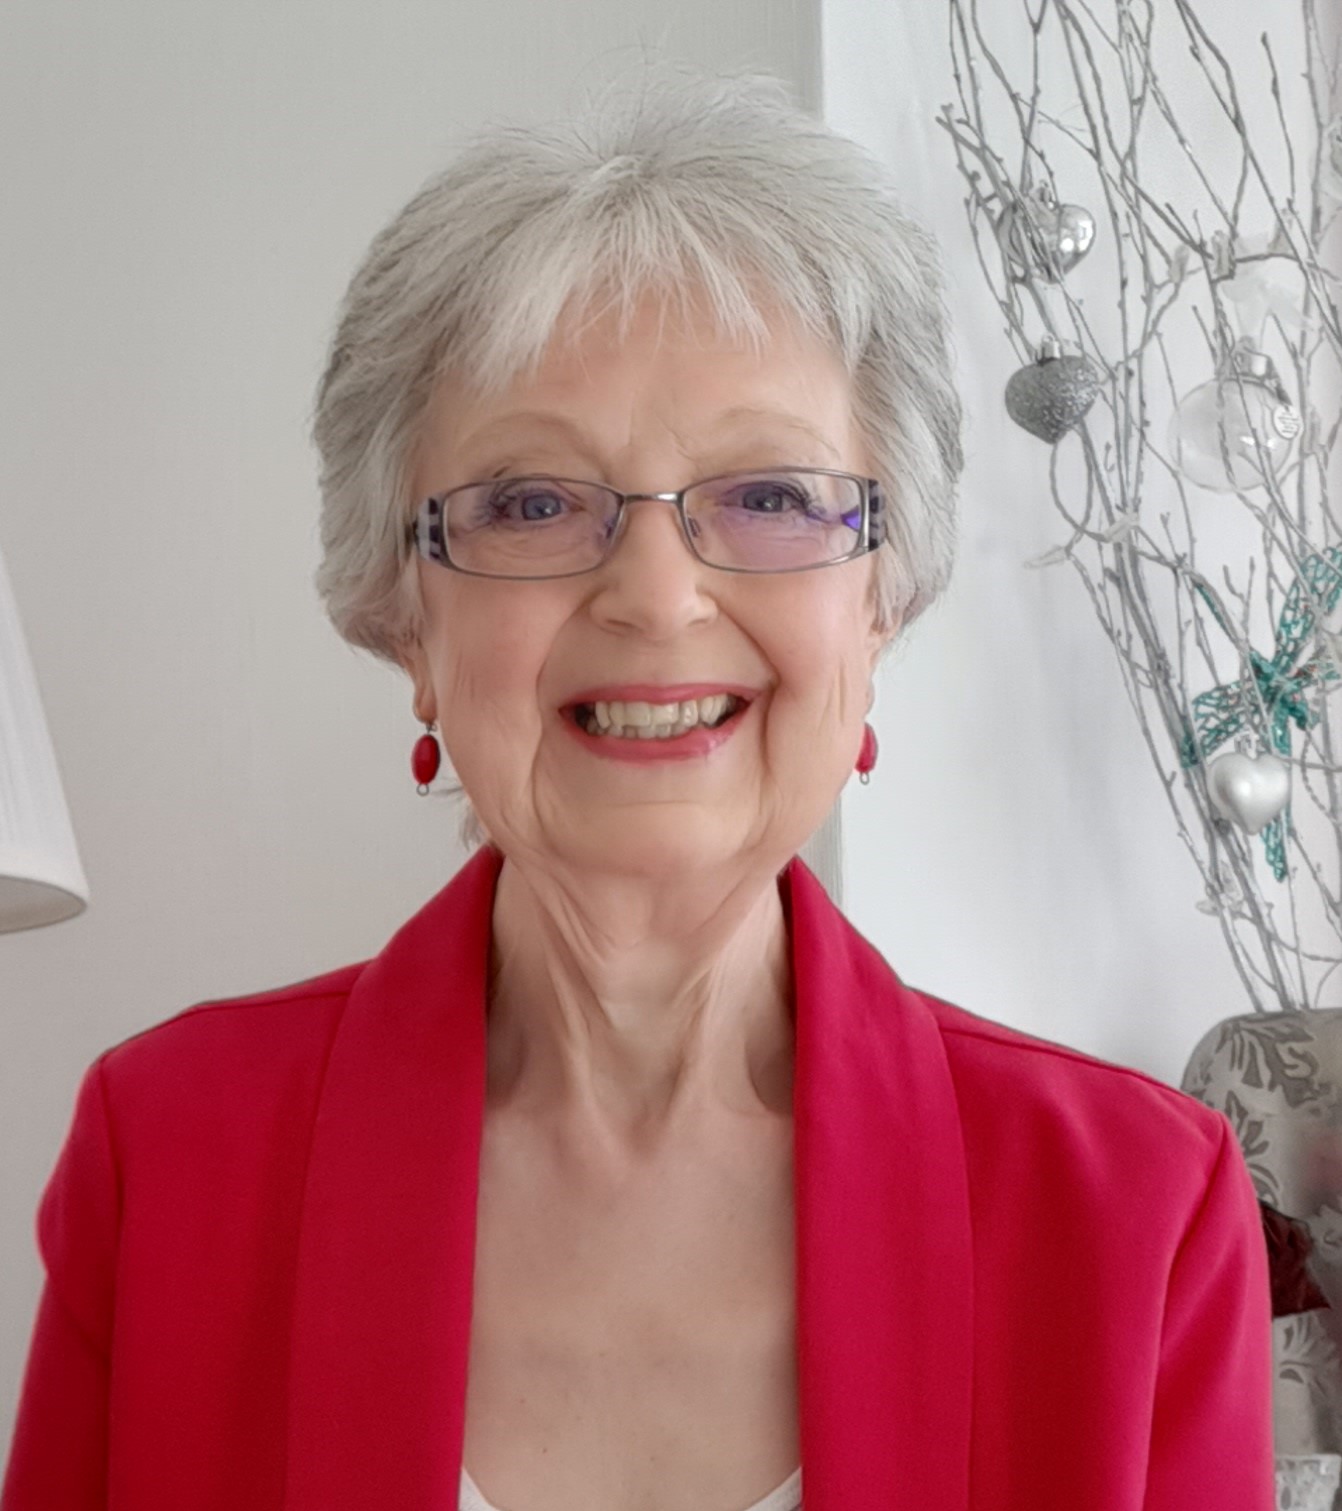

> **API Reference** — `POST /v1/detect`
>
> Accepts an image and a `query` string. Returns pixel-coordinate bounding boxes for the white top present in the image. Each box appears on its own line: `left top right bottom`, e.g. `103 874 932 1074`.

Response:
460 1465 803 1511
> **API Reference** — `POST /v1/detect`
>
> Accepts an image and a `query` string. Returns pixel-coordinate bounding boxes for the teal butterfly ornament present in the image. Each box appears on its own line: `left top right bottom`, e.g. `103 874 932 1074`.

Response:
1177 546 1342 882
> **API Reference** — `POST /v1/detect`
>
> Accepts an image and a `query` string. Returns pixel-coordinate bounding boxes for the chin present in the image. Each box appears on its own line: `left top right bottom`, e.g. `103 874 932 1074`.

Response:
551 808 757 881
558 806 833 887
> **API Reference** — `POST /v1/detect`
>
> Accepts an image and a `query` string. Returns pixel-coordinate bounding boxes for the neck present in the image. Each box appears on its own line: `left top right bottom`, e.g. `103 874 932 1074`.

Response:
485 853 795 1150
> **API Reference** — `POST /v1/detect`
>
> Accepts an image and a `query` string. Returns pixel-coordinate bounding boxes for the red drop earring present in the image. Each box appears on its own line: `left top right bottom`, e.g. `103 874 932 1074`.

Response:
412 722 441 795
856 723 878 785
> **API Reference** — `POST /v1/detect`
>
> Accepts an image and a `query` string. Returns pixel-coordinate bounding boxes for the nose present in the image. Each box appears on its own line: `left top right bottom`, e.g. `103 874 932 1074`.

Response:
586 494 716 640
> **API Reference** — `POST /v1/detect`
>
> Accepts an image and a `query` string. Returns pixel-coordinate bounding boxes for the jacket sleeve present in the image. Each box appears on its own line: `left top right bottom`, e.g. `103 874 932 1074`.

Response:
1144 1110 1276 1508
1 1055 121 1510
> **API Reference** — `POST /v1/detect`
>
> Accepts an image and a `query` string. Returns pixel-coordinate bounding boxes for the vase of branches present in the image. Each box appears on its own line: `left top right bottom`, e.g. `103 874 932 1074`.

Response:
938 0 1342 1492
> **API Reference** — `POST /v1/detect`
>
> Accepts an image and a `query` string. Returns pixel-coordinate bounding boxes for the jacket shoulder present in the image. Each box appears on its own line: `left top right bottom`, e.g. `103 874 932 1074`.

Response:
916 986 1228 1171
34 961 372 1348
91 961 366 1143
905 988 1254 1288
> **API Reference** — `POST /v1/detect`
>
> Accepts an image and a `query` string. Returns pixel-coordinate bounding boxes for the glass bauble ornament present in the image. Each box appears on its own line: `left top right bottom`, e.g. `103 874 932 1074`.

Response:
1168 339 1301 493
994 184 1096 283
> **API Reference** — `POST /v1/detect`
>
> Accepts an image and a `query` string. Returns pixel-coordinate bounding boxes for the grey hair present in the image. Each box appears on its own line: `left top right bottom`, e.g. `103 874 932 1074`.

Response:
312 58 964 675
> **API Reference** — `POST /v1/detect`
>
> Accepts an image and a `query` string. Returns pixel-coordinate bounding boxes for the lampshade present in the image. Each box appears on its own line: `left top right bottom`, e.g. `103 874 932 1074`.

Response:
0 543 88 931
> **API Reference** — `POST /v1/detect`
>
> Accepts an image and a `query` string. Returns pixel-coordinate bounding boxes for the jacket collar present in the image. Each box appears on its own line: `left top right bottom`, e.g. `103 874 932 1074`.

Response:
285 846 972 1510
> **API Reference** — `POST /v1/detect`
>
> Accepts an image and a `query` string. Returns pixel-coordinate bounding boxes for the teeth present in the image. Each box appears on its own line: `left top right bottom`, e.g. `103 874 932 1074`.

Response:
582 694 743 739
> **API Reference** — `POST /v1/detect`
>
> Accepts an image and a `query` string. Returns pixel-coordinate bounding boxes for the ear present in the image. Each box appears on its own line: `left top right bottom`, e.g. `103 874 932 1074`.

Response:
860 549 901 676
864 599 900 679
395 637 438 727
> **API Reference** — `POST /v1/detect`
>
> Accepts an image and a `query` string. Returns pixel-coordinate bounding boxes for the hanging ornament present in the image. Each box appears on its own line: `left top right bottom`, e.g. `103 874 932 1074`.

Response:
1004 336 1102 443
1167 337 1301 493
1178 545 1342 880
994 184 1097 283
1206 750 1291 836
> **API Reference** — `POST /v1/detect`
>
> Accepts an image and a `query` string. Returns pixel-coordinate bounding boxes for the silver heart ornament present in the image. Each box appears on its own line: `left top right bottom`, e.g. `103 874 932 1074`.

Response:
996 193 1097 282
1206 751 1291 835
1004 342 1102 443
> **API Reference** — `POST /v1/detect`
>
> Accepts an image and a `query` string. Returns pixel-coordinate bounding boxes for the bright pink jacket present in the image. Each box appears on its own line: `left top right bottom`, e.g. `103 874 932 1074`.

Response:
2 845 1275 1509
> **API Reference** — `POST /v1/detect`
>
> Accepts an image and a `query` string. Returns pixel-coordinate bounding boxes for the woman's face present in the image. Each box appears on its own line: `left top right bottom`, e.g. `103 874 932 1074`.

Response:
404 289 891 882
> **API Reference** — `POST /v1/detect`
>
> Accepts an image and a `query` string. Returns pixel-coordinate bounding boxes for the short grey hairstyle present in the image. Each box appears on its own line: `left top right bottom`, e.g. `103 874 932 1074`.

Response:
312 59 963 666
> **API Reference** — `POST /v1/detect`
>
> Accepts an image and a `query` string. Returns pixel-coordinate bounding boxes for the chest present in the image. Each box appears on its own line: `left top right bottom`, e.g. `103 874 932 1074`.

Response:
461 1109 801 1511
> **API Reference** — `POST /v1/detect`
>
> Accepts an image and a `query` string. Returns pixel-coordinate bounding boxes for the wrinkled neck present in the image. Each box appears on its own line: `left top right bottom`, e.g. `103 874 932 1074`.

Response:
484 855 795 1144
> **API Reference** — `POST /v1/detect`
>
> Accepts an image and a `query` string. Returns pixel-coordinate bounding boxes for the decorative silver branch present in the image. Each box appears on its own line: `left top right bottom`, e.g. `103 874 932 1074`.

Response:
940 0 1342 1011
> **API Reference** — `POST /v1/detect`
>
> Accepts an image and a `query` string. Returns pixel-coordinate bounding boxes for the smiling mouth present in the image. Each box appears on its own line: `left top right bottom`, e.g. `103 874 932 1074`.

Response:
570 693 747 740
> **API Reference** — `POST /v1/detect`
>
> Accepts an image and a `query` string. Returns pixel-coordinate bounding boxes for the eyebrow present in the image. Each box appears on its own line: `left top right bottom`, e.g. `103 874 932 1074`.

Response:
460 405 843 466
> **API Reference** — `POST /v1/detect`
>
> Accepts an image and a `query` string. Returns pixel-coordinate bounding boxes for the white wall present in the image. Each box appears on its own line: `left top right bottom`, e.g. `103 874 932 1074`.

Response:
827 1 1334 1077
0 0 818 1441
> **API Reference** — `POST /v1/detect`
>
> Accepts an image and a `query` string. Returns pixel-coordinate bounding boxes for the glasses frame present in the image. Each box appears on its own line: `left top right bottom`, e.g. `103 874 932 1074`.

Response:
407 467 886 580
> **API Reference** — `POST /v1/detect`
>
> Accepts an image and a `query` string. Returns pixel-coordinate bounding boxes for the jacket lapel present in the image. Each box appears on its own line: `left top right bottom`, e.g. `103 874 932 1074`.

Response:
785 860 973 1509
284 844 497 1509
284 848 973 1510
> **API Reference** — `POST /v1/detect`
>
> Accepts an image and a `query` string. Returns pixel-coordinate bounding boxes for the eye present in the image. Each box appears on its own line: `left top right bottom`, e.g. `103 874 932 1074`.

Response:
730 477 819 514
488 481 573 523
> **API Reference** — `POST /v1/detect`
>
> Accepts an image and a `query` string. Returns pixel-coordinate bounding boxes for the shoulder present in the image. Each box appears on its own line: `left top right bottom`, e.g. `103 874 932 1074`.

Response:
793 859 1223 1178
69 848 503 1160
102 959 363 1069
913 985 1232 1211
33 961 373 1345
89 961 366 1142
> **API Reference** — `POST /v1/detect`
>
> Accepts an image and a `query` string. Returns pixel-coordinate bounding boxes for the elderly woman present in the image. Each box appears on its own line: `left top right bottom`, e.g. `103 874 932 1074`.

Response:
3 63 1273 1511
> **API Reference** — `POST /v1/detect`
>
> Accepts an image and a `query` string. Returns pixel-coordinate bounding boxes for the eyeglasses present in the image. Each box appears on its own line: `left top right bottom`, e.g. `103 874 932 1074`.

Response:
408 468 885 579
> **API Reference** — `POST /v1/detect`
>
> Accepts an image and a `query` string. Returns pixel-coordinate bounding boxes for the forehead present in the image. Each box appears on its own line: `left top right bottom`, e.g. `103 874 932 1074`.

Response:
414 286 862 484
454 404 847 468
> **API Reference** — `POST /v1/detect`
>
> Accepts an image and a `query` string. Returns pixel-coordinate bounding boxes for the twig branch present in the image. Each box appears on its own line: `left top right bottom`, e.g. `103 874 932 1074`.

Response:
943 0 1342 1012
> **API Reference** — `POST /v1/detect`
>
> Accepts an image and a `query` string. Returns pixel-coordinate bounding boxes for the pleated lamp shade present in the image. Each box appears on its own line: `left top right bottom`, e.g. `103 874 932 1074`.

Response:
0 544 88 931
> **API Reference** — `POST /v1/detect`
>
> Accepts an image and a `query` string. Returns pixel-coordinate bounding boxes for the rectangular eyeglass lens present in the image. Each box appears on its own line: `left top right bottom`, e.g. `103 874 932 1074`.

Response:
447 480 615 574
689 472 862 569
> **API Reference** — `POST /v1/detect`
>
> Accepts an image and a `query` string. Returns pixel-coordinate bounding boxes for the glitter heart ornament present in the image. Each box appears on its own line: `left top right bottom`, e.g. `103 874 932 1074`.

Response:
1206 751 1291 835
996 187 1097 282
1005 338 1102 443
